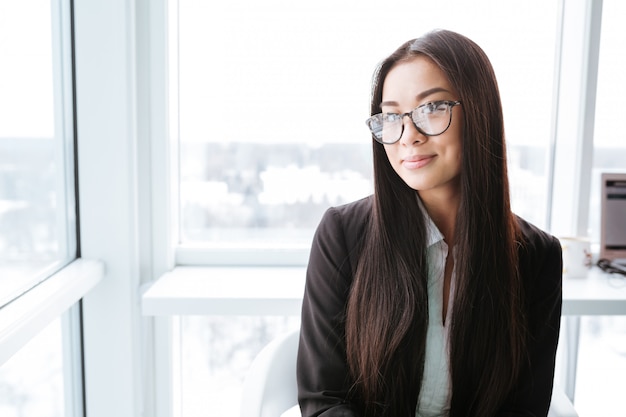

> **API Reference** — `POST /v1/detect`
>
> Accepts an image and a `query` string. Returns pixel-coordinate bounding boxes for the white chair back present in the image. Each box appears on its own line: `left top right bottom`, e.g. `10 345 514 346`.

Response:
241 328 578 417
240 330 299 417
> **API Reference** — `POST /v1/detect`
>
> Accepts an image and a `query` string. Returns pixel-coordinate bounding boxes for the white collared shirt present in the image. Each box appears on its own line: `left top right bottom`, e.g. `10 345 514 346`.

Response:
416 208 455 417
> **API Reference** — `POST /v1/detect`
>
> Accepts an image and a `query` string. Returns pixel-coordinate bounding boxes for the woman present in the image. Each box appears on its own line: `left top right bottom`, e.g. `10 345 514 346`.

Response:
297 30 562 417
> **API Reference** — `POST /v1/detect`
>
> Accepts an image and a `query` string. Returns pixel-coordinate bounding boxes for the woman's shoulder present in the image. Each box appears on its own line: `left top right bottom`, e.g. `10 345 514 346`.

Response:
515 215 562 282
312 196 373 267
319 195 373 233
329 194 373 215
515 216 561 253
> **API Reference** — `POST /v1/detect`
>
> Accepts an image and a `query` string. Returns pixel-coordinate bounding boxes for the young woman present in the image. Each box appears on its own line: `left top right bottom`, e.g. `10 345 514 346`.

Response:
297 30 562 417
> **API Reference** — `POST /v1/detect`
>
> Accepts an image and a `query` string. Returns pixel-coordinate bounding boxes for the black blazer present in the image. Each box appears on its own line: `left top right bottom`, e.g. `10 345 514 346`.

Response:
297 195 563 417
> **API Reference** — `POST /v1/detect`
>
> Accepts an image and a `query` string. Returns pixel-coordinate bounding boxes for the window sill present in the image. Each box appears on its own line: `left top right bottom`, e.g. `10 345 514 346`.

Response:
141 266 306 316
0 258 105 364
141 265 626 317
175 245 310 267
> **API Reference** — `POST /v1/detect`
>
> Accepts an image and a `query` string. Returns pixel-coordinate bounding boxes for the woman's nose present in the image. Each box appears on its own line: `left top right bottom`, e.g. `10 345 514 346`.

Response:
399 115 427 146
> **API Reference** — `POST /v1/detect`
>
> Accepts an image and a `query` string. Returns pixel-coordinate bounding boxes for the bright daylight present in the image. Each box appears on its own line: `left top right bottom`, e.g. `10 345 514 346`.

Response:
0 1 625 417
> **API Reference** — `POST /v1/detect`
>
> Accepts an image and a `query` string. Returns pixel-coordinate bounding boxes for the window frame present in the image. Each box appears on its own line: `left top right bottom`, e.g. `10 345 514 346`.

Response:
548 0 603 237
163 0 605 266
72 0 160 414
0 0 78 307
0 0 76 368
0 259 103 366
0 1 103 416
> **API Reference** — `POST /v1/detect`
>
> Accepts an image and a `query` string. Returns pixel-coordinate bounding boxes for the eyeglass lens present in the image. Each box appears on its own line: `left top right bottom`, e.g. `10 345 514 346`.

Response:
367 101 458 144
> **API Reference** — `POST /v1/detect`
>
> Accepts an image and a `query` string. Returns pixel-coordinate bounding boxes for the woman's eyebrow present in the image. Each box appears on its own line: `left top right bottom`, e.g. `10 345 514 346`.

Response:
416 87 451 101
379 100 399 108
380 87 452 109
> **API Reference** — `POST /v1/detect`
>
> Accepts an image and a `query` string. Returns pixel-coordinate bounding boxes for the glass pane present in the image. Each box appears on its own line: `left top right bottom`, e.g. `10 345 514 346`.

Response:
0 318 65 417
175 0 558 247
176 316 300 417
0 1 76 306
588 0 626 243
575 316 626 416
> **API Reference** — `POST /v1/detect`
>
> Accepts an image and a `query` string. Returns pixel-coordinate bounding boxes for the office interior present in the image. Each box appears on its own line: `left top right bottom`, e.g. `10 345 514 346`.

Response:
0 1 625 416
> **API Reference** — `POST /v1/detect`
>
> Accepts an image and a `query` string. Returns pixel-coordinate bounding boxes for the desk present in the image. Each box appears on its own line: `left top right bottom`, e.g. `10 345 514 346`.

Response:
141 265 626 401
562 266 626 315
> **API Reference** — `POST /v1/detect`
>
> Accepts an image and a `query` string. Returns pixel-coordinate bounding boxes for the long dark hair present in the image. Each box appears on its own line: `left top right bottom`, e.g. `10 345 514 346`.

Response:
345 29 525 417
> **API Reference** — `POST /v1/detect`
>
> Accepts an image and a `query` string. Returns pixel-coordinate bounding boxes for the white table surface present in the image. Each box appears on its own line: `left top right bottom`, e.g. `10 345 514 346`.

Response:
142 265 626 316
561 266 626 315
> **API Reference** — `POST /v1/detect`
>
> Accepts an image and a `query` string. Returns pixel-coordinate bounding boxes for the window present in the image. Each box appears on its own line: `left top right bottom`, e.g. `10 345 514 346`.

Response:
173 0 559 264
167 2 560 416
575 1 626 415
175 316 299 417
0 2 96 417
0 1 77 306
0 318 65 417
588 0 626 242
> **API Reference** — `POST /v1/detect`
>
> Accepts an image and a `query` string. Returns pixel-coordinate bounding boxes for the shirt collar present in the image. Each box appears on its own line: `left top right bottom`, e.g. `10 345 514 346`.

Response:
417 195 445 248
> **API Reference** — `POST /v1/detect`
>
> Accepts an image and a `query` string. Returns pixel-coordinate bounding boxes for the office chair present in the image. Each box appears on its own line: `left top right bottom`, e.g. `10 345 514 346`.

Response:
240 329 578 417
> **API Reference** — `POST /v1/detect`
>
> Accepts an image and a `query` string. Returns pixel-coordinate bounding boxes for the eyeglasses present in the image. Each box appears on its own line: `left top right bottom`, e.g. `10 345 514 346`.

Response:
365 100 462 144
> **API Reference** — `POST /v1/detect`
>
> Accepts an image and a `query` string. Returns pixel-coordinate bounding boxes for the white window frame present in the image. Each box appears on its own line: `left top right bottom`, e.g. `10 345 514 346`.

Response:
0 0 104 415
548 0 604 402
0 259 103 366
549 0 602 237
0 0 80 369
72 0 166 415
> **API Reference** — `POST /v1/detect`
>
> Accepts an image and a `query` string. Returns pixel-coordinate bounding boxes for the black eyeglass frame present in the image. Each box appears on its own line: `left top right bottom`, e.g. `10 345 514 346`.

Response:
366 100 462 144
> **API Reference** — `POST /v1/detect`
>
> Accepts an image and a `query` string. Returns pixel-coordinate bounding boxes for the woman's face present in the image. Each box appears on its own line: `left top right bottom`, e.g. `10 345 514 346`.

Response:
381 55 463 202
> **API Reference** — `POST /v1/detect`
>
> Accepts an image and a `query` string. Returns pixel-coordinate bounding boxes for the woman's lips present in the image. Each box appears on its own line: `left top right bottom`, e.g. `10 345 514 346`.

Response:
402 155 436 169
